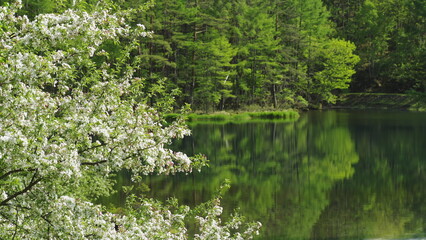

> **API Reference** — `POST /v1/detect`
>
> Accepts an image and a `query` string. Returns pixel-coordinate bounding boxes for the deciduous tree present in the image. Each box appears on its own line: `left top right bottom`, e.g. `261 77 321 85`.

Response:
0 2 261 238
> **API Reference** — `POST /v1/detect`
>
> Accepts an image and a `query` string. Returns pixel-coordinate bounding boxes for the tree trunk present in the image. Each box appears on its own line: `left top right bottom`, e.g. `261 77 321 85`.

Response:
272 83 277 108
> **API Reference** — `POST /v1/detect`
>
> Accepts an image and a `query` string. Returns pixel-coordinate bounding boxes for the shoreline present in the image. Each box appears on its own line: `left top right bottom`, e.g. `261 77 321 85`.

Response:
166 110 300 123
332 93 426 111
166 93 426 124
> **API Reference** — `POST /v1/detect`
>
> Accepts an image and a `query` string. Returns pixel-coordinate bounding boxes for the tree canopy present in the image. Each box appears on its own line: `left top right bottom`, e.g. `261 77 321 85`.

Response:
3 0 424 110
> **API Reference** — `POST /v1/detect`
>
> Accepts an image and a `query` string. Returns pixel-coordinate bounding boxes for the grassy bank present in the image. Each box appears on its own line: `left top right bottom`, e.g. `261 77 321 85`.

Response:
334 93 426 111
165 110 299 123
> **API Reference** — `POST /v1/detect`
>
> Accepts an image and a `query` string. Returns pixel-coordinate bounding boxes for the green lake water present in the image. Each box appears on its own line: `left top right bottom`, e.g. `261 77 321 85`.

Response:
106 110 426 239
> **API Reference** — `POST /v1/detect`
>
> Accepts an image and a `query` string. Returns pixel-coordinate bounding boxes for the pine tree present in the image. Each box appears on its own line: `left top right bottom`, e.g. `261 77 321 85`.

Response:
194 32 236 112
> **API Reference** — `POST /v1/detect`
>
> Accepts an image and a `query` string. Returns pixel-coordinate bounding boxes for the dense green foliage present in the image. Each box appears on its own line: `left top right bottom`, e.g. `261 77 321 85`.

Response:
323 0 426 93
4 0 425 109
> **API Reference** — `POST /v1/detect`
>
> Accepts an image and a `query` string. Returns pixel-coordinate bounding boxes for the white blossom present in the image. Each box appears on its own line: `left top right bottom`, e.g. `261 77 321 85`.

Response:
0 191 7 201
0 2 260 239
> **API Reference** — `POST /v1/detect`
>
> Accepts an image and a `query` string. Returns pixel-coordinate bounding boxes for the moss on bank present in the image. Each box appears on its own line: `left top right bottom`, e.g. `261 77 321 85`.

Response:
334 93 426 111
165 110 300 124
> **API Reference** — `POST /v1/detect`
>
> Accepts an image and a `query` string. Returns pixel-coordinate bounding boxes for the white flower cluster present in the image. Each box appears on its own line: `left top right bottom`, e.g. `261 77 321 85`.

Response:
0 2 259 239
194 199 262 240
0 1 193 182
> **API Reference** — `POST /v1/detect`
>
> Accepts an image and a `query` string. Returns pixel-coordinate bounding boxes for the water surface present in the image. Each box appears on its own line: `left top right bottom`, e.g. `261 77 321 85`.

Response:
108 110 426 239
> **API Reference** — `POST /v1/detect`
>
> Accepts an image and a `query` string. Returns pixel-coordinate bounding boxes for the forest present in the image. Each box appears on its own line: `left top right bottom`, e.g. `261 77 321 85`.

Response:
7 0 425 111
0 0 425 239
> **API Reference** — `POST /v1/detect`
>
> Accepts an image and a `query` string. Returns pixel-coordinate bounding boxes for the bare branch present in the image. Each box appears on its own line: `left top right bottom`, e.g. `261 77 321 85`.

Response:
80 160 107 166
78 143 106 155
0 168 37 181
0 172 42 206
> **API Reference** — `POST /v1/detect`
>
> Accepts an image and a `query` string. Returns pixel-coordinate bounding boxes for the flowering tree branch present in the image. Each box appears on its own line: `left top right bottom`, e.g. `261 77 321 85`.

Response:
0 1 260 239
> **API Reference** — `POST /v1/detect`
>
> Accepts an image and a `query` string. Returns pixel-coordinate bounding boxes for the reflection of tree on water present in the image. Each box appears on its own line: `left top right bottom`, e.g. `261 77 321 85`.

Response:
104 111 426 239
272 112 358 240
312 112 426 239
131 112 358 239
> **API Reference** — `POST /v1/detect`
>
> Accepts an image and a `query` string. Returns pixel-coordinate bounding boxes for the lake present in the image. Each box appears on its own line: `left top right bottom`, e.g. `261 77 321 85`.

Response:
106 110 426 239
